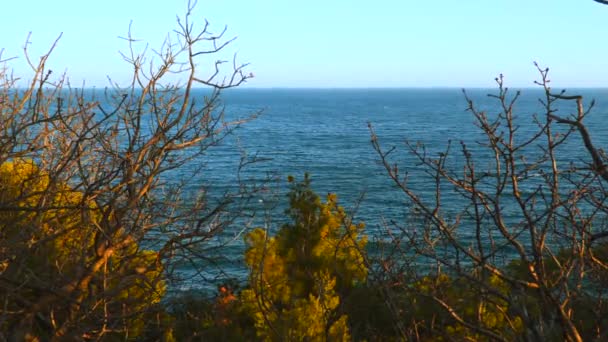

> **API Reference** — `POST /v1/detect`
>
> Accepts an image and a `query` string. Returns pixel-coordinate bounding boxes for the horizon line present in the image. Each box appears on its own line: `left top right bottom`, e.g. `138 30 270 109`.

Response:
18 85 608 91
232 85 608 90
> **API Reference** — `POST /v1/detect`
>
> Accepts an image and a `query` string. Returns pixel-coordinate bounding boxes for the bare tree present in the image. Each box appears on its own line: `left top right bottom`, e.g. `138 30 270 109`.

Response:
0 1 257 340
369 66 608 341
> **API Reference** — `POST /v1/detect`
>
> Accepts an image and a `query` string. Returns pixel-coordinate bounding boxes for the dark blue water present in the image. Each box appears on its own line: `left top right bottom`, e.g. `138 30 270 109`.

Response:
207 88 608 214
172 88 608 290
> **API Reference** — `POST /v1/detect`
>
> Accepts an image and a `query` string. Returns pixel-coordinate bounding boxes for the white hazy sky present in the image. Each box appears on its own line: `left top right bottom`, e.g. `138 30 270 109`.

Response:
2 0 608 88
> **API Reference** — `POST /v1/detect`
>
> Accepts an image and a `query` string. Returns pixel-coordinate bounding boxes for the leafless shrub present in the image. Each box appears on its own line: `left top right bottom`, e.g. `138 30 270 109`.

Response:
370 65 608 341
0 1 258 339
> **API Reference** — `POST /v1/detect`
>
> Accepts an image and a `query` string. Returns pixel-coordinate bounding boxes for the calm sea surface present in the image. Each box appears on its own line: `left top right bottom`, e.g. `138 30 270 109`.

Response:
170 88 608 289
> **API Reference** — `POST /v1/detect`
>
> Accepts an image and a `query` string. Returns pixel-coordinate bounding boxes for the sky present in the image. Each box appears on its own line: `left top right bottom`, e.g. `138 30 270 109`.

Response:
1 0 608 88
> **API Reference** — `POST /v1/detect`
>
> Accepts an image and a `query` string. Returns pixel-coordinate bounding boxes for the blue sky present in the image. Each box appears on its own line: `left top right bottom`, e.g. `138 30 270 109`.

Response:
2 0 607 88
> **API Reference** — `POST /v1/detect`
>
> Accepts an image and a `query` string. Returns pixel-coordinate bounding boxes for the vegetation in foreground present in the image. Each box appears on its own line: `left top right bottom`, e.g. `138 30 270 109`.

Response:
2 1 608 341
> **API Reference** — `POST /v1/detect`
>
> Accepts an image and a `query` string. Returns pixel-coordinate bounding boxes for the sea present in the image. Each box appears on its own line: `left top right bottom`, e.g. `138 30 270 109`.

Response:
156 87 608 291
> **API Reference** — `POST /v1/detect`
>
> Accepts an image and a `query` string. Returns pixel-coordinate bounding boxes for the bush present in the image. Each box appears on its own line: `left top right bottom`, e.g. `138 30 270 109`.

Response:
241 175 367 341
0 1 252 339
0 159 164 339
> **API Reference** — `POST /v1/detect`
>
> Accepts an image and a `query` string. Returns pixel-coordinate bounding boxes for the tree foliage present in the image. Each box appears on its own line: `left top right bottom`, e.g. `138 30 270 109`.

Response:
1 1 607 340
0 1 253 339
0 159 165 339
241 175 367 341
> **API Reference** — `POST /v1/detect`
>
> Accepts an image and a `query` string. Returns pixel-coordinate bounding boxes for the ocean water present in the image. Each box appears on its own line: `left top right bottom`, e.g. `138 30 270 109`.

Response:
166 88 608 289
208 88 608 213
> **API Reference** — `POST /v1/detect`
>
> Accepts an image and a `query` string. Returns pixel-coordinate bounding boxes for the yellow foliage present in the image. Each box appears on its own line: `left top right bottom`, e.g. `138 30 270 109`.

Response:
412 272 523 341
0 159 165 337
242 175 367 341
0 159 96 272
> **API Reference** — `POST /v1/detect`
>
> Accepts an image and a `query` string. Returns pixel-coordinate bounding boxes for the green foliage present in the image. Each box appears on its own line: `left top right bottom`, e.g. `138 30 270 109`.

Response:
414 273 523 341
504 245 608 340
349 272 524 341
0 159 165 338
342 285 401 340
8 158 608 341
161 288 257 342
0 159 94 271
241 174 367 341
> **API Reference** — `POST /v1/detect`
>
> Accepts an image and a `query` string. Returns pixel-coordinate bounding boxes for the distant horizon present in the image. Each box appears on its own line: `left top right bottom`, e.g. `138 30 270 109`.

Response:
230 85 608 90
17 85 608 92
30 85 608 90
